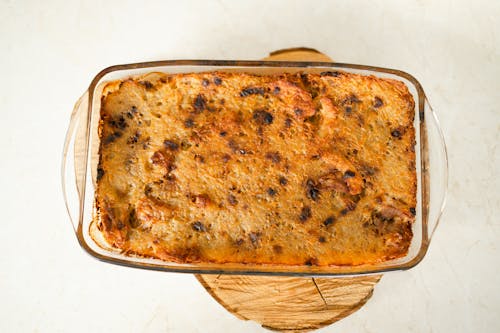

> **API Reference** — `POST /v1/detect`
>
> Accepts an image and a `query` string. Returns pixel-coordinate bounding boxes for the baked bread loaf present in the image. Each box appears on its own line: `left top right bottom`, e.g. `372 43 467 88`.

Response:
95 70 416 266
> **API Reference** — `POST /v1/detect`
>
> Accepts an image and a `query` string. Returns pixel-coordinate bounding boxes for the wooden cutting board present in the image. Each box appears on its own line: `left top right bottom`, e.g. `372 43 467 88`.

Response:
195 48 382 333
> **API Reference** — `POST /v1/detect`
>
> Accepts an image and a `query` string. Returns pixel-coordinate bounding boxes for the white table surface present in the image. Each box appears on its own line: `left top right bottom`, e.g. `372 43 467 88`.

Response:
1 0 498 332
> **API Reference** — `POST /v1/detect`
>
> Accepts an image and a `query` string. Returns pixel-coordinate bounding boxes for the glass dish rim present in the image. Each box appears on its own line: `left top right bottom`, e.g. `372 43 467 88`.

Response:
65 59 443 277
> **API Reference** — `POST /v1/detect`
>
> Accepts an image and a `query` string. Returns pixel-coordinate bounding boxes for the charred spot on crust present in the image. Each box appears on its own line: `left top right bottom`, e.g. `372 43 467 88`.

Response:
351 95 361 103
109 115 127 130
305 257 318 266
265 151 281 163
273 244 283 254
228 194 238 205
294 108 303 116
201 79 210 87
318 236 326 243
344 94 362 104
127 136 138 145
180 140 192 151
240 87 266 97
410 207 416 216
129 209 139 228
306 179 320 201
164 140 179 151
374 96 384 108
214 77 222 85
267 188 277 196
284 117 292 128
301 75 320 98
299 206 312 222
343 170 356 179
279 176 288 186
323 216 335 226
371 210 396 225
249 232 262 244
126 106 138 119
104 131 122 144
193 94 207 113
342 94 362 115
140 81 154 89
361 164 378 176
192 221 207 232
194 154 205 163
273 86 281 94
253 109 274 125
144 184 153 196
165 174 176 182
340 208 349 216
320 71 340 77
219 131 227 137
127 131 141 144
96 167 105 181
184 118 195 128
391 129 402 138
305 113 321 124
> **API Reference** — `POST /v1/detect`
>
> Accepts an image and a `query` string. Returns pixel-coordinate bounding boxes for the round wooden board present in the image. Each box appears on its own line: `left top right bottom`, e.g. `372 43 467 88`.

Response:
196 274 381 332
195 48 382 332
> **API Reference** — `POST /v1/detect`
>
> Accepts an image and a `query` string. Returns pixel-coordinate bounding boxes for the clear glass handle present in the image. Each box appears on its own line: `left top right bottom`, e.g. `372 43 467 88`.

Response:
61 92 88 233
424 99 448 242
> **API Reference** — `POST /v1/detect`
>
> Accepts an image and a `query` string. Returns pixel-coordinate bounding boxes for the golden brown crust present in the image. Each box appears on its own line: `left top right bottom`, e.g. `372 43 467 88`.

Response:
95 70 416 266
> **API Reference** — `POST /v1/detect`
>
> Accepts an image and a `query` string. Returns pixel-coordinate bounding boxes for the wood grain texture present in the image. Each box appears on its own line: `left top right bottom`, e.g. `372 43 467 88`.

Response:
196 274 381 332
195 48 383 333
263 47 333 62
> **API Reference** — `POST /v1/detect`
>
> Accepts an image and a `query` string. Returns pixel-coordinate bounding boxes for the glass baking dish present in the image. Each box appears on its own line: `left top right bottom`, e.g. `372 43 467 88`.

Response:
62 60 448 276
